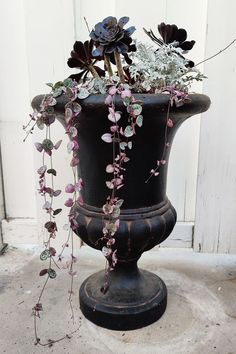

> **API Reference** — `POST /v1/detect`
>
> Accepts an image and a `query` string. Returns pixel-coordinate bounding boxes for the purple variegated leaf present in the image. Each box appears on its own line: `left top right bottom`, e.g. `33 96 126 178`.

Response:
34 142 43 152
105 95 112 105
54 140 62 150
37 165 47 175
53 190 61 197
70 157 80 167
65 184 75 193
64 198 74 207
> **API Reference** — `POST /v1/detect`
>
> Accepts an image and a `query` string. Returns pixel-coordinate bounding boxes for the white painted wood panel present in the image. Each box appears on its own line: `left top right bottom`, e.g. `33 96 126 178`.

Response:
194 0 236 254
0 0 36 218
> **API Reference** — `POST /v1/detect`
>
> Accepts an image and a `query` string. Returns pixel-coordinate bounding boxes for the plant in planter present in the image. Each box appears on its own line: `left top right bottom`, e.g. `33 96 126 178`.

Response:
24 16 213 345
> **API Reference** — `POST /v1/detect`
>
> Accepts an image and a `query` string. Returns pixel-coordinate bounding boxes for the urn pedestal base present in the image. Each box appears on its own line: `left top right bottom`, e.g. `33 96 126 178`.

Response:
79 262 167 330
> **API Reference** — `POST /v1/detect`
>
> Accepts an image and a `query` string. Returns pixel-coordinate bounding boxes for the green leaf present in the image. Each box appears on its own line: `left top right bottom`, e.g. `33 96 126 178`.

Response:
116 199 124 208
124 125 134 138
54 81 64 89
47 168 57 176
136 115 143 127
123 97 131 106
77 88 90 99
46 83 54 88
132 104 142 115
53 208 62 216
48 268 56 279
120 142 127 150
42 139 54 150
128 141 132 149
53 88 63 98
36 117 44 130
63 78 73 88
40 249 50 261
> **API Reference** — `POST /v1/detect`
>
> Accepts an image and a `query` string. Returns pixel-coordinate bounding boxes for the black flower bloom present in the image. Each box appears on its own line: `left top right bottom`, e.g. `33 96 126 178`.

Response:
144 23 195 67
67 40 94 69
90 16 136 56
67 40 105 82
158 23 195 51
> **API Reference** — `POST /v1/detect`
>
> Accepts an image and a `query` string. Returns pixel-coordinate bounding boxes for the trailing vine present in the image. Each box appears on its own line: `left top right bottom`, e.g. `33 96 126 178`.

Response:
23 15 236 346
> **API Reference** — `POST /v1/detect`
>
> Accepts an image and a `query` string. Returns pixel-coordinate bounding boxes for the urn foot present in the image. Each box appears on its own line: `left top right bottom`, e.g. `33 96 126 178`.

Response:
79 262 167 330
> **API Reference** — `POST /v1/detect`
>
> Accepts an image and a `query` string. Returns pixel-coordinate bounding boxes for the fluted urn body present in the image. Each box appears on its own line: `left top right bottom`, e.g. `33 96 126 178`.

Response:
33 93 210 330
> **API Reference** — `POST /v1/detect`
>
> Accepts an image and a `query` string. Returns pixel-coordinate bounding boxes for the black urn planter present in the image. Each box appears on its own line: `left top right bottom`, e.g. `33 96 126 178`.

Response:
33 93 210 330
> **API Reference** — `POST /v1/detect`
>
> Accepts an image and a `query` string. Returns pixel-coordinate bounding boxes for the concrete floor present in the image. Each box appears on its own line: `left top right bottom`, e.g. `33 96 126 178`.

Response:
0 246 236 354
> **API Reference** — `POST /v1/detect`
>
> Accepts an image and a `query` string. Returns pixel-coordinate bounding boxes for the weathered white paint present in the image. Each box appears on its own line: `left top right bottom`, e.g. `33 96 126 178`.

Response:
0 0 36 218
194 0 236 254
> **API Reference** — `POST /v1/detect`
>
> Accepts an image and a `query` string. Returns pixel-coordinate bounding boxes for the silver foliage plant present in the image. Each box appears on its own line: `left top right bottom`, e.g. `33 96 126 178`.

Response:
128 42 205 93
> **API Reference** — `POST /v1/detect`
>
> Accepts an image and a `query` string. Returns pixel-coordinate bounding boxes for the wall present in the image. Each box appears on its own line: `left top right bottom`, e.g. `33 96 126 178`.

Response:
194 0 236 253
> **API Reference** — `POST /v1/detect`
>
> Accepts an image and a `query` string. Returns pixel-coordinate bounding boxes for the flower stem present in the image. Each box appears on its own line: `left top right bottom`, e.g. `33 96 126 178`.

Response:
104 55 113 78
87 64 100 79
114 52 125 83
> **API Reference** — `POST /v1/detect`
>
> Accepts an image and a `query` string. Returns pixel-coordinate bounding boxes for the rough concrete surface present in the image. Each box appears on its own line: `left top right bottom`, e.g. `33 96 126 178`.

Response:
0 246 235 354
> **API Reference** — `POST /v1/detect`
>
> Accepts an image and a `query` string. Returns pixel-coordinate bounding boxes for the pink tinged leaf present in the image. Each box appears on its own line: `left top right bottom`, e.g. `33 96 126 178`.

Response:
65 108 73 123
106 164 114 173
64 198 74 207
106 181 114 189
39 269 48 276
108 86 117 95
70 157 80 167
69 126 77 138
107 237 115 246
77 195 84 205
102 203 114 215
53 190 61 197
49 247 56 256
68 270 77 276
108 111 121 123
150 169 155 174
154 172 160 176
75 178 84 192
67 141 73 153
34 142 43 152
44 187 53 195
117 184 124 190
54 140 62 150
101 133 113 143
121 89 132 99
72 140 80 150
65 183 75 193
42 201 51 210
110 125 118 133
166 142 170 147
105 95 113 105
160 160 166 165
37 165 47 175
128 141 132 149
112 250 118 267
167 119 174 128
102 246 112 257
119 127 124 136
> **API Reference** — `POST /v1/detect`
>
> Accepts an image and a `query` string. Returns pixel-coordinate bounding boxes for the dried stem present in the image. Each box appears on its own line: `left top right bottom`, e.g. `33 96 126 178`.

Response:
114 51 125 83
195 38 236 67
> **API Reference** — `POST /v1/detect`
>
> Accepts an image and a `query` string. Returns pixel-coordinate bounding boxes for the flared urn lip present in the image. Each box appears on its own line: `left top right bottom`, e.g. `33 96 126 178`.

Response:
32 93 211 117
